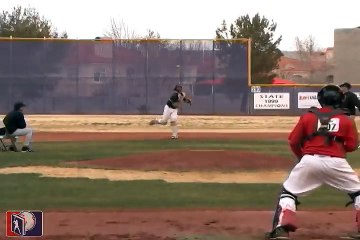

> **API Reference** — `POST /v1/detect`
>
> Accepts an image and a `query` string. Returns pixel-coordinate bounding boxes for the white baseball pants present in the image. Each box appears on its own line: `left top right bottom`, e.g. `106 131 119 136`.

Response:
158 105 178 124
284 154 360 200
276 154 360 231
158 105 178 137
9 128 33 146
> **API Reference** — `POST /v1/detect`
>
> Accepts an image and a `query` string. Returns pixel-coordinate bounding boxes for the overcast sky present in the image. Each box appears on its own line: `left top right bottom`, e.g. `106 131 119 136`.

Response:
2 0 360 51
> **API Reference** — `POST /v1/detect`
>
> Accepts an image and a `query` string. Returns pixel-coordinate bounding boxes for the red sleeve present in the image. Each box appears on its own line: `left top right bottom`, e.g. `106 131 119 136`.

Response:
288 116 305 159
343 117 359 152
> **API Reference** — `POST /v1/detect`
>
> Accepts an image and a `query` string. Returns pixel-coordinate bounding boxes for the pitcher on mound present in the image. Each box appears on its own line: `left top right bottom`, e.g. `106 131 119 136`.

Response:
149 84 192 139
266 85 360 239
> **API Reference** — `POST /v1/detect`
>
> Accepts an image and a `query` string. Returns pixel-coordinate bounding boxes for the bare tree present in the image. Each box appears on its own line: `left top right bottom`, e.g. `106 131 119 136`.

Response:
144 29 160 39
105 18 139 39
294 35 331 84
143 28 172 52
104 19 166 50
183 41 204 51
104 18 141 49
295 35 319 61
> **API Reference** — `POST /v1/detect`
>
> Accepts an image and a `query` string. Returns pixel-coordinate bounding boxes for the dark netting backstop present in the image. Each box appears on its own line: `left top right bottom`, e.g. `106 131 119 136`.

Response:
0 38 250 114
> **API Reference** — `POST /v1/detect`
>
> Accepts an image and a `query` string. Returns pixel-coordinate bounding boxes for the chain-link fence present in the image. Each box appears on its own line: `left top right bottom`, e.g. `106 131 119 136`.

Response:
0 38 250 114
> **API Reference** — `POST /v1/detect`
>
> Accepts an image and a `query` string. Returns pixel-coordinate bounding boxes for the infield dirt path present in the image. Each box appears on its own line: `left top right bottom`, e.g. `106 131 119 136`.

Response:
0 210 354 240
31 131 288 141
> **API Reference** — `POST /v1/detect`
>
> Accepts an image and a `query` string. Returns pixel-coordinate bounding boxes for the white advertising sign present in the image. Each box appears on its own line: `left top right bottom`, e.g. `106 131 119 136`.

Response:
254 93 290 109
298 92 321 109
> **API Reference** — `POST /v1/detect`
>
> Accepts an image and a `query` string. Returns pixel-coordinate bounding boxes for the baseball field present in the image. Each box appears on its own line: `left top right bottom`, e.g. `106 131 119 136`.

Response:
1 115 360 240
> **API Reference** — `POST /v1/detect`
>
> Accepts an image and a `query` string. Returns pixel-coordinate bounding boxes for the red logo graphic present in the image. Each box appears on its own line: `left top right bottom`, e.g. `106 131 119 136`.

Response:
6 210 43 237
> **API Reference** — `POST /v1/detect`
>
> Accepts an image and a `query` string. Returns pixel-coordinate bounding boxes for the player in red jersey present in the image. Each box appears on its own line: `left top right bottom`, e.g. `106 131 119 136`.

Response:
266 85 360 239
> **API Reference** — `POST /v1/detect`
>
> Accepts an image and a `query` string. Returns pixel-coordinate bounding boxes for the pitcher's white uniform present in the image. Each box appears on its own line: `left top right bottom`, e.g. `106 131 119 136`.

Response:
149 85 191 139
160 91 186 123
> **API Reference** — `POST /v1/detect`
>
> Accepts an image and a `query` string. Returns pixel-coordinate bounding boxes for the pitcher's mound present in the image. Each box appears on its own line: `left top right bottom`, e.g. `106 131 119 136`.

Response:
70 150 293 171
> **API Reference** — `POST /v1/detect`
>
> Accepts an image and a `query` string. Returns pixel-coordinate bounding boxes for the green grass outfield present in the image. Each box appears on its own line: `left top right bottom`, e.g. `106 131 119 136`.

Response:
0 174 353 211
0 139 359 210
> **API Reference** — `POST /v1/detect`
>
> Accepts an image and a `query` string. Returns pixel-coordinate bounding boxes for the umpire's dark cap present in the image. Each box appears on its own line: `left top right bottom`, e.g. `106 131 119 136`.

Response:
339 82 352 89
14 102 26 111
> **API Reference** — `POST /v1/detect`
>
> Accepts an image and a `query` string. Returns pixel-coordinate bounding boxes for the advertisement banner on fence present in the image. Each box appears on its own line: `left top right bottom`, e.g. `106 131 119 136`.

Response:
254 93 290 109
298 92 321 109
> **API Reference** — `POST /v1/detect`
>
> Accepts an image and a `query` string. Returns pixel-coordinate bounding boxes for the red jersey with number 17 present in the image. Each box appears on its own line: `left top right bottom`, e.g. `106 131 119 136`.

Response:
288 107 359 159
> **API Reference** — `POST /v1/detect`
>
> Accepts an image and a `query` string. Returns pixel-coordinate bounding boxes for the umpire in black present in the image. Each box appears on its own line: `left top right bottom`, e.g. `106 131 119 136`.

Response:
3 102 33 152
339 82 360 119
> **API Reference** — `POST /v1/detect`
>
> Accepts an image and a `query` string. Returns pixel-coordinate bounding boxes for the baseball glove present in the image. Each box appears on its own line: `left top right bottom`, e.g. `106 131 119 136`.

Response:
184 97 192 105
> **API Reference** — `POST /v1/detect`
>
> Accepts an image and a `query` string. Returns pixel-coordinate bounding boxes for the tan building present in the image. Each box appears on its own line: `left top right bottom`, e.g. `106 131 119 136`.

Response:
57 40 219 99
274 50 331 84
334 27 360 85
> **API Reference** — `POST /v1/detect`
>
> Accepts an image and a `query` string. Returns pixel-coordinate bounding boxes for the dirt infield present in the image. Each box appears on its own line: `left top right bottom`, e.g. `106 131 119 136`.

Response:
32 131 288 141
2 165 360 184
0 166 292 183
0 210 354 239
16 115 300 132
71 150 293 171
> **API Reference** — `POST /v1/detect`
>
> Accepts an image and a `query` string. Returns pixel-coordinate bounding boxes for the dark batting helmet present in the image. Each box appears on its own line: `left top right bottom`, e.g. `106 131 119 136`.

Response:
317 85 344 108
